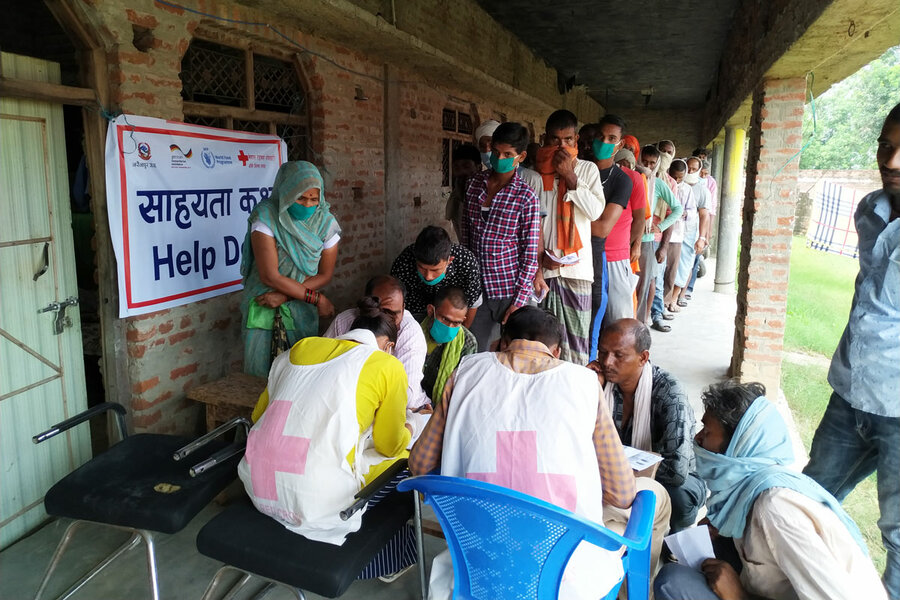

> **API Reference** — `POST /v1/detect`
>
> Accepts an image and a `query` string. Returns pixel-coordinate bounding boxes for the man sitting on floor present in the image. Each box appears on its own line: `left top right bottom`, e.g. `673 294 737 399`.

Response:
419 286 478 406
590 318 706 532
410 306 641 599
655 381 887 600
390 225 482 326
326 275 428 412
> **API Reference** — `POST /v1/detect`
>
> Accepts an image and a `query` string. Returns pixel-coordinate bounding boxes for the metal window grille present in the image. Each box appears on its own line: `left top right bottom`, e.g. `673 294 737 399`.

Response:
233 120 271 134
180 39 246 107
457 112 473 135
442 138 451 187
442 109 457 132
253 53 305 114
184 115 226 129
276 123 308 162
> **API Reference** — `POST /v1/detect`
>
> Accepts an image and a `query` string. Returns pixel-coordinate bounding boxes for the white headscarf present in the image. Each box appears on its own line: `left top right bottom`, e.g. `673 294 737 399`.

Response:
474 119 500 142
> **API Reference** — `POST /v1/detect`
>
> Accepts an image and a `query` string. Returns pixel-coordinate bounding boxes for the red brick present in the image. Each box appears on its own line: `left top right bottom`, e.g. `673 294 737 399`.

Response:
132 376 160 394
132 410 162 429
159 320 175 334
168 330 195 345
170 363 198 380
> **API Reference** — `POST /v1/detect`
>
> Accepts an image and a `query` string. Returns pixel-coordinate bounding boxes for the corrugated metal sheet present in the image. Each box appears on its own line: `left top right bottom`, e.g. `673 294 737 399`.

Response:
0 52 90 549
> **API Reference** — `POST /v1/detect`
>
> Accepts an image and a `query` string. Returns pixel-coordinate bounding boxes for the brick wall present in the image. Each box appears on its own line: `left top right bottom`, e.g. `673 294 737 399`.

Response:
731 77 806 392
76 0 596 434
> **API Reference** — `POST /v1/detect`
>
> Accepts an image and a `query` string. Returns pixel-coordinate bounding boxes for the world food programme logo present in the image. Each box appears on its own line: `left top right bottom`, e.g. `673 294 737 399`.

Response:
201 148 216 169
137 142 151 161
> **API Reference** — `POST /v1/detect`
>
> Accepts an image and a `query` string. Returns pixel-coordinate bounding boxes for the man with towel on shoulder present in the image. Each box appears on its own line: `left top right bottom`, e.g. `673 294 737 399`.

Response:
527 109 605 365
589 318 706 532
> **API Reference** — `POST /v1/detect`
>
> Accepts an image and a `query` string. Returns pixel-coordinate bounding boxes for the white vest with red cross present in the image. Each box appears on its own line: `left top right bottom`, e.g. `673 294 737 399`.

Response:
438 352 623 599
238 331 380 545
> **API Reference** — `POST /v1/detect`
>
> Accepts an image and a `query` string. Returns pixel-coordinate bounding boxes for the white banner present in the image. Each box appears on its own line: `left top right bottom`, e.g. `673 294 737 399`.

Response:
105 115 287 317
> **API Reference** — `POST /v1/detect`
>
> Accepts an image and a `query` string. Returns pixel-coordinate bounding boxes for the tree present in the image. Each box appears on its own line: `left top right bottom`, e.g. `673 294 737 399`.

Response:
800 45 900 170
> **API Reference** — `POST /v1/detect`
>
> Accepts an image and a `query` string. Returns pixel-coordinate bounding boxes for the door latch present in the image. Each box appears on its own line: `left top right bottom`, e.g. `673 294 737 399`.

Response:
38 297 79 335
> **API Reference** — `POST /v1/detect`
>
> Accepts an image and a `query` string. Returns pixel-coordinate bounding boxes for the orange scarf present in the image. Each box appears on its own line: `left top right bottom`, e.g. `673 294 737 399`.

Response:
535 145 582 256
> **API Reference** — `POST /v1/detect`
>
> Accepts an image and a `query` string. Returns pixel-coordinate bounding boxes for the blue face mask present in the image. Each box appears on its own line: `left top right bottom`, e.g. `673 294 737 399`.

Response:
592 139 617 161
287 202 316 221
490 151 518 174
417 270 446 286
430 316 460 344
480 151 492 169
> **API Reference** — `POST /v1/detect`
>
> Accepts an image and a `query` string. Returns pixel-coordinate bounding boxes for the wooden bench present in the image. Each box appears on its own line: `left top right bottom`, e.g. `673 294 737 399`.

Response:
186 372 267 431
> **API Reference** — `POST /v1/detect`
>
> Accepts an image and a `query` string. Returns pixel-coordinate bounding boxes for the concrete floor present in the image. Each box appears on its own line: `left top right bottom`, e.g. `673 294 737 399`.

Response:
0 259 801 600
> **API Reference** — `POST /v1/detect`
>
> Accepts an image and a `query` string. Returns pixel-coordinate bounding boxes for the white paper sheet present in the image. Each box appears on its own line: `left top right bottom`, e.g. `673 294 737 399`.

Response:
664 525 716 571
623 445 664 471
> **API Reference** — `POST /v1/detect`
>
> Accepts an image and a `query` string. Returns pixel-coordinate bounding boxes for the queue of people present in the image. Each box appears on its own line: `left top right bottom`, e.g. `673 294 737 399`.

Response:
231 103 900 599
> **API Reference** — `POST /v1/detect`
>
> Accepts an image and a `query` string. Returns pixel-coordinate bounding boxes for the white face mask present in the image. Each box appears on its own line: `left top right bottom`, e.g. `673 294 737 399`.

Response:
684 171 700 185
657 153 674 174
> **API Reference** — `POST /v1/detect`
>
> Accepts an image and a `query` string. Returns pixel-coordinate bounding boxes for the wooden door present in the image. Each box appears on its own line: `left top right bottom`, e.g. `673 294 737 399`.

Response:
0 52 90 549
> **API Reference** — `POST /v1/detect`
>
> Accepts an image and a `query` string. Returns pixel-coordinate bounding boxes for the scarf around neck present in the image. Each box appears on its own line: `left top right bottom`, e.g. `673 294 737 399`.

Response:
535 145 582 256
695 396 867 552
605 361 653 451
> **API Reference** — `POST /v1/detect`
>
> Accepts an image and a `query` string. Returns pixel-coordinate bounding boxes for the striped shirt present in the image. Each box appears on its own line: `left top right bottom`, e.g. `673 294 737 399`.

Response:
409 339 636 508
460 170 540 308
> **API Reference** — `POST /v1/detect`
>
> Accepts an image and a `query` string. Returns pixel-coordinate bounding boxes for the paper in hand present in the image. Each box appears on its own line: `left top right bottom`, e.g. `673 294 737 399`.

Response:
663 525 715 571
623 446 664 471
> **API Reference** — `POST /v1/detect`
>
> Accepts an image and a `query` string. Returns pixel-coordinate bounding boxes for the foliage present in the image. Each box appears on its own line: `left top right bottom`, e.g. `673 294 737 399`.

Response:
800 45 900 170
784 237 857 355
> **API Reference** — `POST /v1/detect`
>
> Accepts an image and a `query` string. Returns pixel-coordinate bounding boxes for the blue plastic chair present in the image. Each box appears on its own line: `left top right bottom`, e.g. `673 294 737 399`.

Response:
398 475 656 600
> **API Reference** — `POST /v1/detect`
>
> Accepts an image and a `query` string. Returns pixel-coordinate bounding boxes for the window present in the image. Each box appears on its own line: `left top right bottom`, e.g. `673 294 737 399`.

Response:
441 108 474 187
180 38 309 162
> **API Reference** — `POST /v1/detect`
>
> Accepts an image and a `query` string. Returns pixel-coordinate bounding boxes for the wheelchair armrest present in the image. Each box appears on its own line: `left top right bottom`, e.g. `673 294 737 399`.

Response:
173 416 251 461
340 458 409 521
33 402 128 445
189 441 246 477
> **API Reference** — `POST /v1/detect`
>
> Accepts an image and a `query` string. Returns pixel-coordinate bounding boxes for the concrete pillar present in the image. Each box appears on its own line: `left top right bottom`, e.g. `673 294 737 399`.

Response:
709 141 725 257
714 127 746 293
731 77 806 393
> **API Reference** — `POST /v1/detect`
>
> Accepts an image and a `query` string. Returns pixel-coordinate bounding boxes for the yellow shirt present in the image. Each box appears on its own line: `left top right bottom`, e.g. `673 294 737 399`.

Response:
251 337 410 482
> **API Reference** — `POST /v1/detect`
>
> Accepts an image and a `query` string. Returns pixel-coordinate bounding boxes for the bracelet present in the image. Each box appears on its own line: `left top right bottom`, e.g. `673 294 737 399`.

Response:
699 236 708 242
303 289 320 305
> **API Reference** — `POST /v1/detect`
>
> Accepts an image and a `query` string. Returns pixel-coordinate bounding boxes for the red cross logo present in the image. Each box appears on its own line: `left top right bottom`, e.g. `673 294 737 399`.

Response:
238 150 250 166
245 400 311 501
467 430 577 511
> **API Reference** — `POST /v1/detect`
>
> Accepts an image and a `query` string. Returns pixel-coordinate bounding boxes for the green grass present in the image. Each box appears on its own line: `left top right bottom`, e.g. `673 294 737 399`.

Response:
782 237 885 572
784 237 858 355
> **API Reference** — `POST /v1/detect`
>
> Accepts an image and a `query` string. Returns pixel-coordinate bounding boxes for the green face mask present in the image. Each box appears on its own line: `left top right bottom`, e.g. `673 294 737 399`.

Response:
592 139 617 161
287 202 316 221
490 152 518 174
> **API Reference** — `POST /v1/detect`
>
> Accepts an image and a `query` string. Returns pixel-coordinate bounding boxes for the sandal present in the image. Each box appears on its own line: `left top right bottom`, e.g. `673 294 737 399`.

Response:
651 320 672 332
677 299 688 307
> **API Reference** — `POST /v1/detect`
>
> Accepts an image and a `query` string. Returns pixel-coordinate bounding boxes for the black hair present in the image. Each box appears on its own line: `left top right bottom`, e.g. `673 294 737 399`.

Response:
701 381 767 440
453 143 481 165
413 226 452 265
686 156 703 168
364 275 406 302
886 102 900 124
492 122 530 153
434 286 467 311
501 306 564 349
545 109 579 135
692 147 709 157
641 145 661 159
669 158 687 173
597 114 627 137
601 318 652 354
350 296 399 343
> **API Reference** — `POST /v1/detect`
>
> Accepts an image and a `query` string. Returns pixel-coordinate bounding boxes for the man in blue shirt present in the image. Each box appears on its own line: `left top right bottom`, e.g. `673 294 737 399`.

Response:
803 103 900 600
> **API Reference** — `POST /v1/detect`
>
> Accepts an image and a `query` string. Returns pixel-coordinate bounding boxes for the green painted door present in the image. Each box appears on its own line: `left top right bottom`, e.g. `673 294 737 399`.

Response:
0 52 91 549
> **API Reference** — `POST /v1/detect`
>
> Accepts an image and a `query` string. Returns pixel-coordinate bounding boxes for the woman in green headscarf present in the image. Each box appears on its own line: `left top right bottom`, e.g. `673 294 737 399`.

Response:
240 161 341 377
